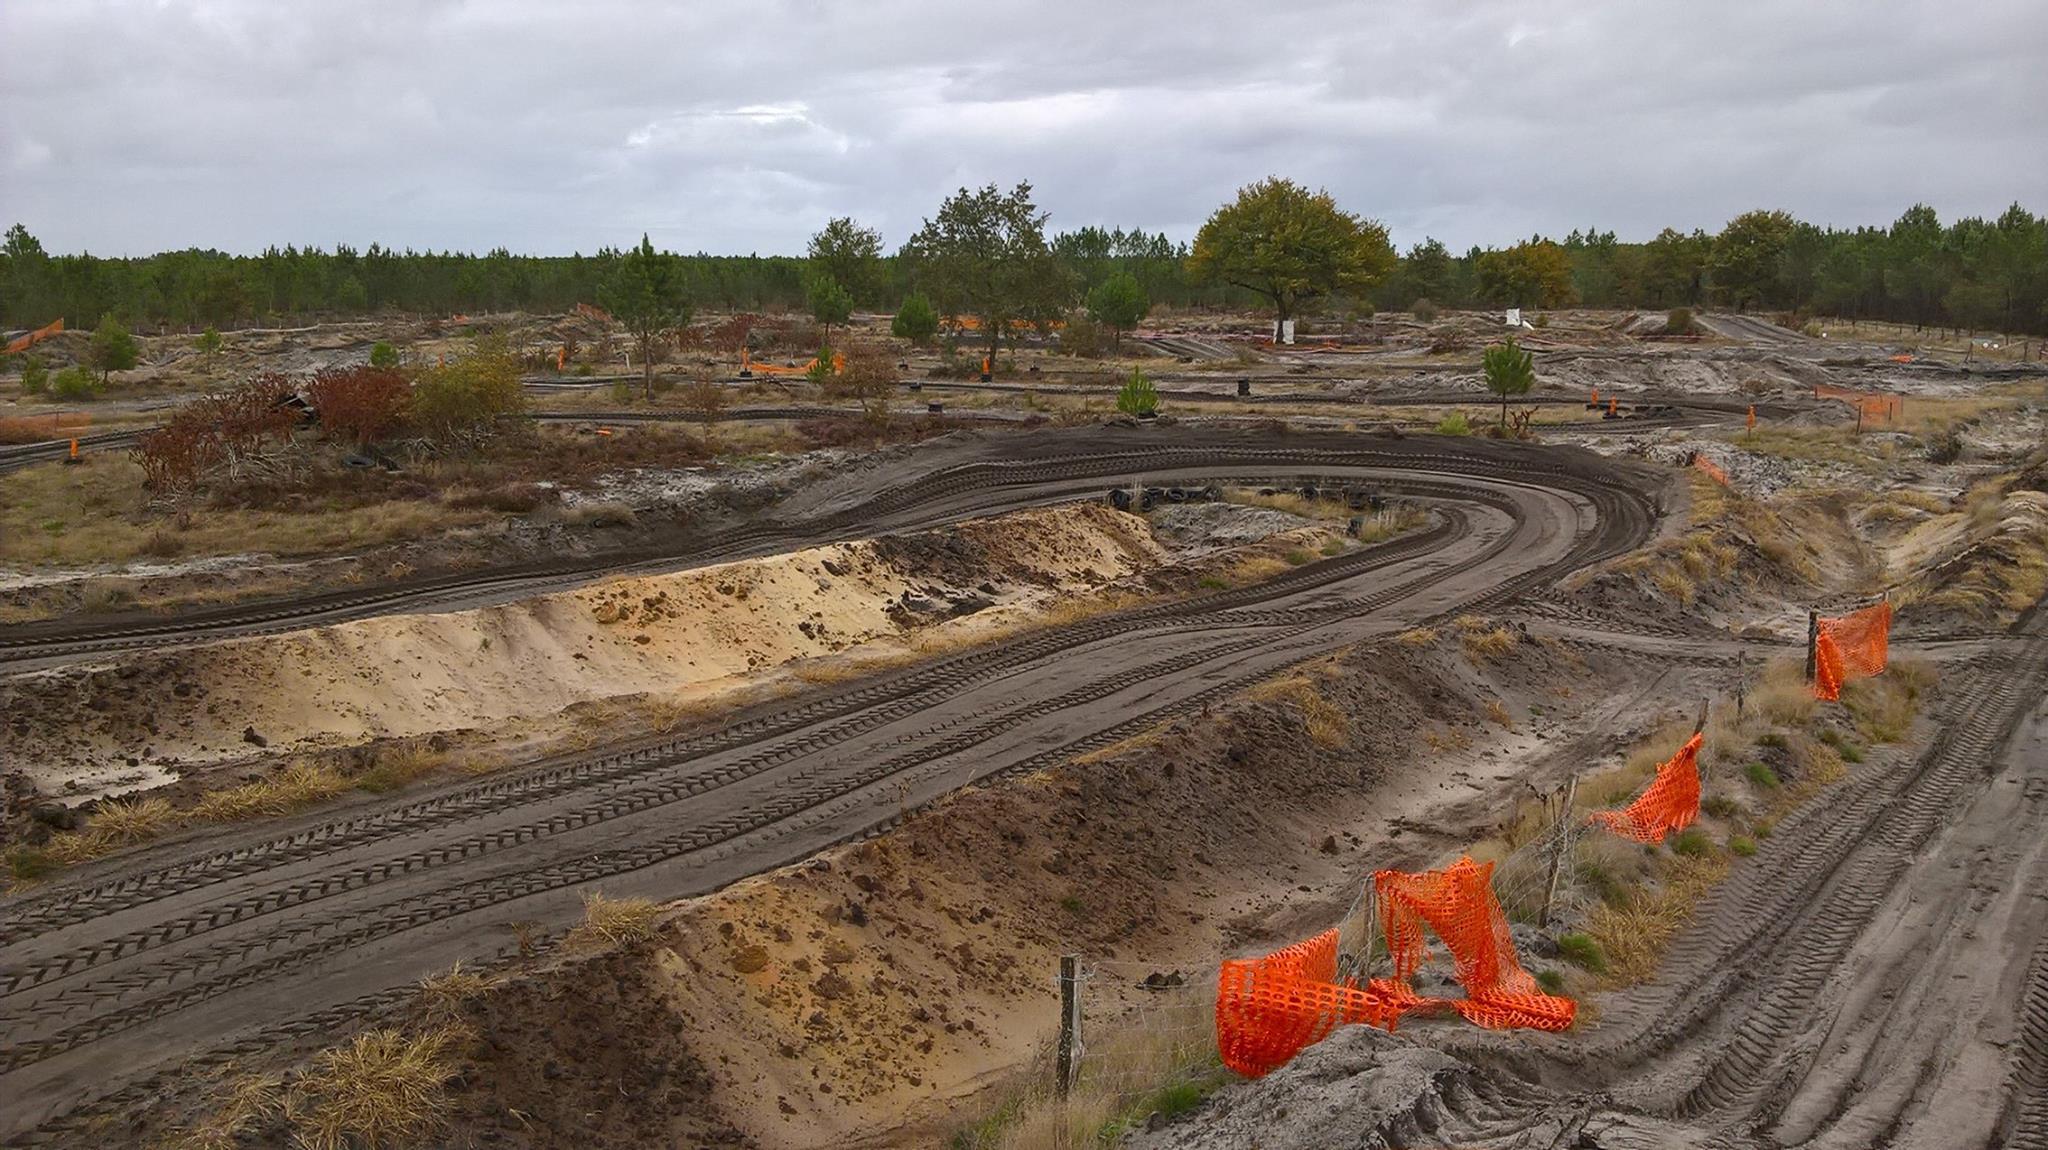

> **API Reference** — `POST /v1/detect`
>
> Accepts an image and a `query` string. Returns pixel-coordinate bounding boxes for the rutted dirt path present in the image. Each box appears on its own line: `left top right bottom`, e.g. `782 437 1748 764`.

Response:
0 432 1664 1140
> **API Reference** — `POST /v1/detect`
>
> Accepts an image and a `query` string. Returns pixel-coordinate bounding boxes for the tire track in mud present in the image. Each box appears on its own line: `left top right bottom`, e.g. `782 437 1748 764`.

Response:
0 449 1613 941
0 439 1637 667
1504 600 2048 1147
0 500 1473 954
0 433 1659 1139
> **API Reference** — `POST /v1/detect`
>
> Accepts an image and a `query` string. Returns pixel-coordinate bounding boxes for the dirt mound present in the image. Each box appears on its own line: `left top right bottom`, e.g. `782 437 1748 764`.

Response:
1126 1025 1467 1150
0 503 1165 801
177 630 1639 1150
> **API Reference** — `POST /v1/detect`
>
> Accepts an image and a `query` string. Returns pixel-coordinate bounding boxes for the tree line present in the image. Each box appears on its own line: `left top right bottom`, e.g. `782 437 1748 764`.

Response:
4 194 2043 339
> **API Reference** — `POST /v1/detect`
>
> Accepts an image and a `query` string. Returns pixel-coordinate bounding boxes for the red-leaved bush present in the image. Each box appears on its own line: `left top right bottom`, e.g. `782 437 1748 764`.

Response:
306 365 409 446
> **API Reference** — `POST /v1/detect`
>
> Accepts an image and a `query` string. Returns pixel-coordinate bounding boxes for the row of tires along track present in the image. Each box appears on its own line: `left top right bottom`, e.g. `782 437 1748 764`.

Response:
0 433 1658 1140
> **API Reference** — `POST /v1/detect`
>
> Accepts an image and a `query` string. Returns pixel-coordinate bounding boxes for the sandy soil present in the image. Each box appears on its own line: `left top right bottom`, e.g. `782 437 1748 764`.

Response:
0 503 1177 801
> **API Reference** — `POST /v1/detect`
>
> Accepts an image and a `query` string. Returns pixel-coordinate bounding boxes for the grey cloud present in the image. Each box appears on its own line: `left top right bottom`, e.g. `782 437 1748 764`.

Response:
1 0 2041 257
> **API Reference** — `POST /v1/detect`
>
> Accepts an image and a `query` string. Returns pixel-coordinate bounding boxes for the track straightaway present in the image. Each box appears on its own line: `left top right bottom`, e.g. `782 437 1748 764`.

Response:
0 429 1664 1141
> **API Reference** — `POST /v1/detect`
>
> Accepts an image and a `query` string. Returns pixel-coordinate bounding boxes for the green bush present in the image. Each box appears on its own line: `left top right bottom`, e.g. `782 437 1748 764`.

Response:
1555 932 1606 973
1535 968 1566 994
1434 410 1470 436
408 335 525 443
806 344 836 386
1670 828 1713 857
369 341 400 369
89 313 138 382
1115 368 1158 416
50 365 100 401
1663 307 1695 335
891 293 939 346
20 354 48 395
1410 297 1439 323
1730 835 1758 857
1745 761 1779 789
1702 795 1740 818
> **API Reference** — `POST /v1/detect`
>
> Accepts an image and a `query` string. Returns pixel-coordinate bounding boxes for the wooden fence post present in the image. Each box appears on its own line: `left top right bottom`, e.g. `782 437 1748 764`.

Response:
1056 954 1080 1101
1804 610 1820 682
1539 775 1578 929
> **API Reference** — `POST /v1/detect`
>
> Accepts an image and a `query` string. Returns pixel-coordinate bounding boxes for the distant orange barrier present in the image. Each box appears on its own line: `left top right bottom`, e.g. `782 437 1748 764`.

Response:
1693 454 1731 487
1814 383 1901 424
741 347 842 377
1814 601 1891 701
5 318 64 354
1589 733 1704 844
1216 857 1573 1077
575 302 614 325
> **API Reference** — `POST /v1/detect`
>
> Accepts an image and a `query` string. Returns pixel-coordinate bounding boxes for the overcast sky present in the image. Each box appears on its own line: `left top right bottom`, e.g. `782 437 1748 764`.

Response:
3 0 2043 258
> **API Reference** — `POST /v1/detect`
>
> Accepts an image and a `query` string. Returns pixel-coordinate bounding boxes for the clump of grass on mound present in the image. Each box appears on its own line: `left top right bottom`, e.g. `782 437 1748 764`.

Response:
162 1074 285 1150
1243 675 1350 748
1555 932 1607 973
1455 614 1517 662
417 961 497 1022
955 994 1220 1150
563 891 662 952
287 1028 462 1150
42 796 178 865
190 763 351 821
1586 854 1731 984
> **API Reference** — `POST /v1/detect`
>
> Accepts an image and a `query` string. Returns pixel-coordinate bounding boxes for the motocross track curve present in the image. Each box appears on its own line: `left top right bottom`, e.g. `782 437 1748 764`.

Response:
0 428 1666 1141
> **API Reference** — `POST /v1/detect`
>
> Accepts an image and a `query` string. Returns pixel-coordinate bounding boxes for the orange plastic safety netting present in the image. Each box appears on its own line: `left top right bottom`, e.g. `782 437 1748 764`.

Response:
1215 930 1407 1076
1370 857 1576 1032
4 318 63 354
1588 732 1704 844
1814 383 1901 424
1814 600 1892 701
1693 454 1731 486
1215 858 1574 1076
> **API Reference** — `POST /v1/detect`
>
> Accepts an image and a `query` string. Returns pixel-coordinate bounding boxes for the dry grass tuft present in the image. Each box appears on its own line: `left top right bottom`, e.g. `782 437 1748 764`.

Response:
1395 627 1438 647
1224 488 1354 523
190 763 350 822
1753 658 1817 726
417 961 497 1021
959 993 1219 1150
286 1028 461 1150
44 796 179 864
1585 854 1731 984
163 1075 285 1150
1455 615 1517 662
1484 698 1515 729
1244 676 1350 748
563 891 662 952
353 744 448 794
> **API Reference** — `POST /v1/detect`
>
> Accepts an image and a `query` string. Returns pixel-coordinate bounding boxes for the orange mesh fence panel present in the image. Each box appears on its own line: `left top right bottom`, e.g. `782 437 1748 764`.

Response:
5 318 64 354
1814 600 1892 701
1693 455 1731 486
1588 732 1704 844
1215 930 1406 1077
574 302 614 324
1372 857 1575 1032
1814 383 1901 424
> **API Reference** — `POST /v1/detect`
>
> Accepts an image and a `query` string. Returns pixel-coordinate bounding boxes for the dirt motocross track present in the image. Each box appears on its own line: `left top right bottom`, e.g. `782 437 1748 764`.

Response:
0 427 1665 1139
1137 602 2048 1150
